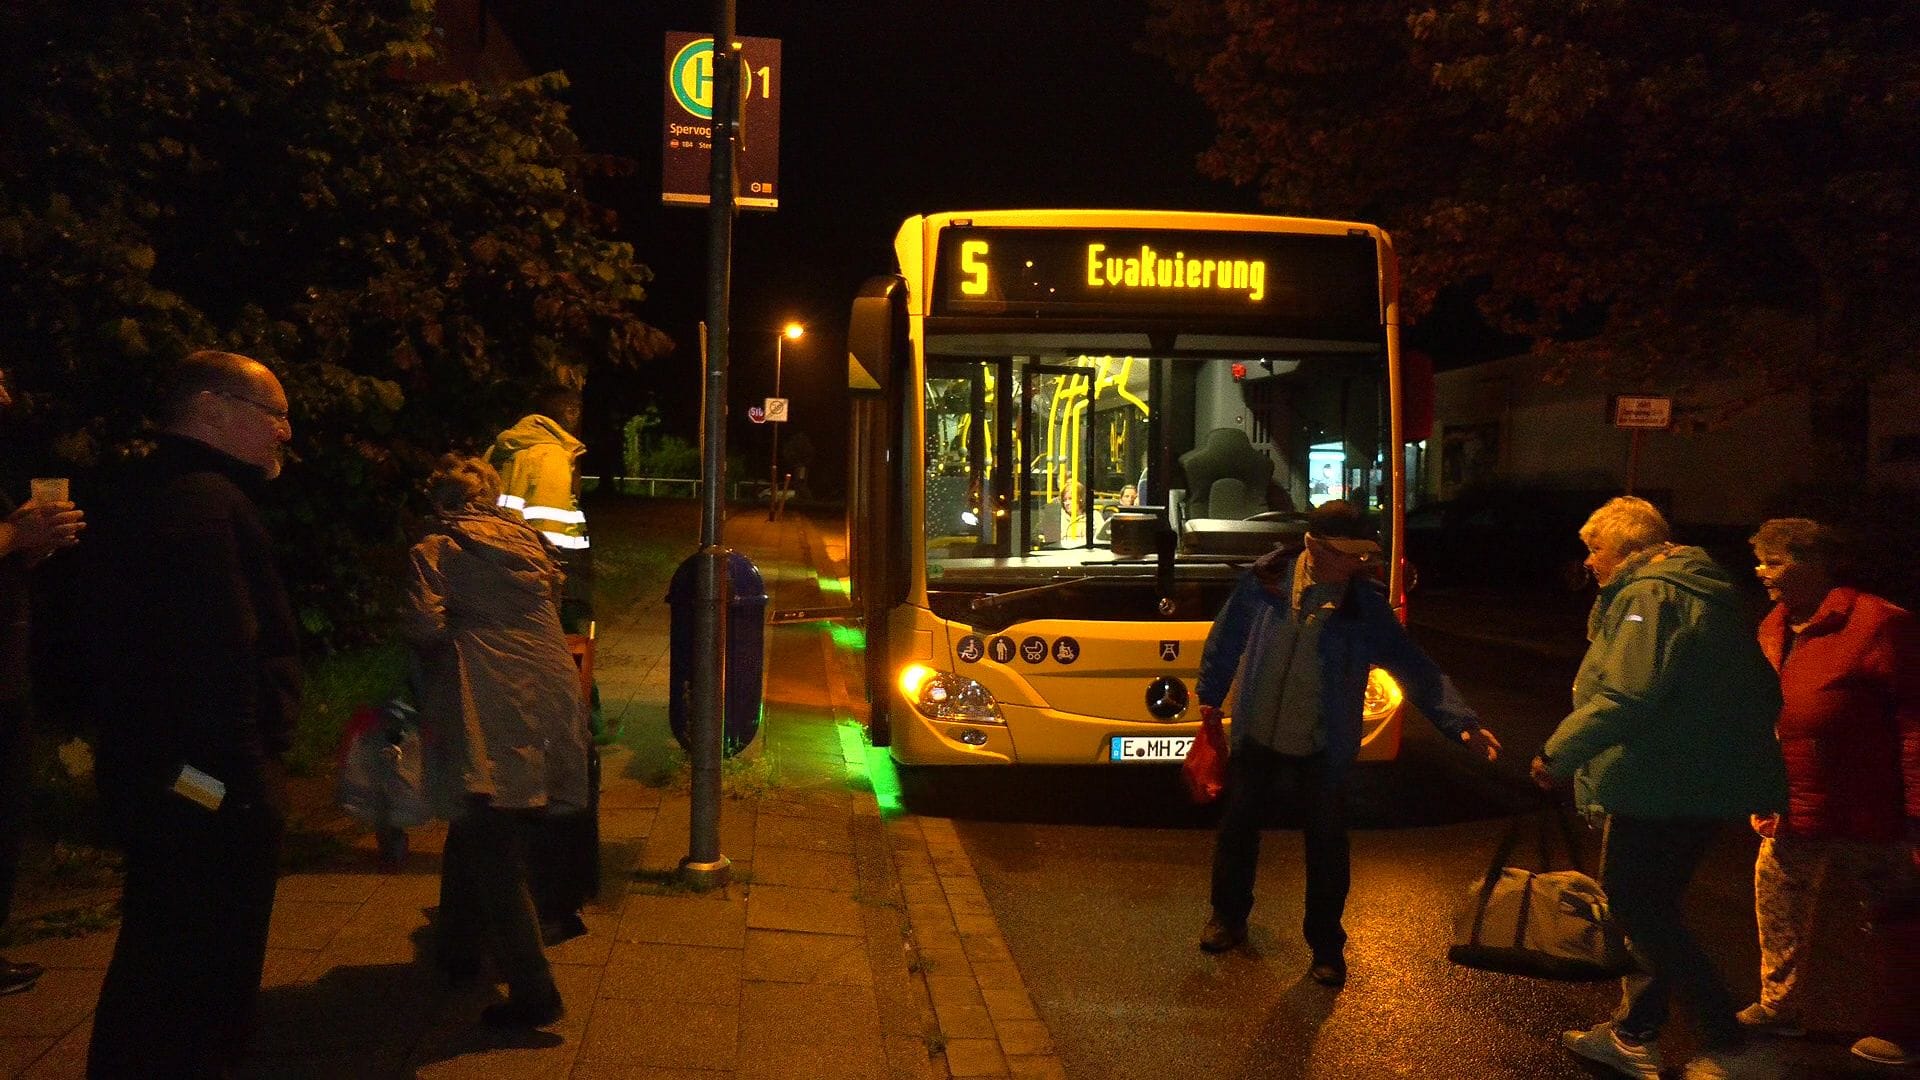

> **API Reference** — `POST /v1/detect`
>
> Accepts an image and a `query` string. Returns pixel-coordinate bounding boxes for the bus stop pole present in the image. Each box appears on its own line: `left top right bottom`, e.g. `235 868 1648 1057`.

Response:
684 0 737 890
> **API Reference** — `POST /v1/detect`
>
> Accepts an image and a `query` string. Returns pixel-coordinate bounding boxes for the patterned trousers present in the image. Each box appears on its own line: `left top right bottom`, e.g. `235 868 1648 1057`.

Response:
1754 833 1909 1018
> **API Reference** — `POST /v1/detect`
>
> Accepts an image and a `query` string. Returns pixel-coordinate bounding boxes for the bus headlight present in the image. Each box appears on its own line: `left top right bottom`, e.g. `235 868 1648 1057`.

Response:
1363 668 1404 719
899 664 1004 724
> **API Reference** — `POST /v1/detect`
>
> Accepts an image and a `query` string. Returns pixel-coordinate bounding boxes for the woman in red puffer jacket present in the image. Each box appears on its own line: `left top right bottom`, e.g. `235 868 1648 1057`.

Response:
1737 518 1920 1067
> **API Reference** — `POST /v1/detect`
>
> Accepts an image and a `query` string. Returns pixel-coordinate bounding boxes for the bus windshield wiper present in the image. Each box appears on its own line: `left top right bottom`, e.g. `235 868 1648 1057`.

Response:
966 576 1089 631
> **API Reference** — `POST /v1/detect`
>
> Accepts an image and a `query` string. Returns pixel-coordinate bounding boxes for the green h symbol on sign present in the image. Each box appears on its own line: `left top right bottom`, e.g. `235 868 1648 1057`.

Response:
670 38 715 119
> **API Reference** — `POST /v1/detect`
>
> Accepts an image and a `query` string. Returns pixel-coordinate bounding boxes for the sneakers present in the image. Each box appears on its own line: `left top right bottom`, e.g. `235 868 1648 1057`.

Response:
1198 914 1246 954
1735 1002 1805 1038
1562 1021 1664 1079
1851 1037 1916 1067
1681 1043 1782 1079
0 959 43 996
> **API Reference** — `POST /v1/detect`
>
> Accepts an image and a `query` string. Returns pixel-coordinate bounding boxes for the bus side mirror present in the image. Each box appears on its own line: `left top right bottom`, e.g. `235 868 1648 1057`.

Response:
1402 349 1435 443
847 275 906 397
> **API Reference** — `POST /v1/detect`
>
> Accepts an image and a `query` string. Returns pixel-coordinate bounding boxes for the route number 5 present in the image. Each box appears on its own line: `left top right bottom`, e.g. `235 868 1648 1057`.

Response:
960 240 990 296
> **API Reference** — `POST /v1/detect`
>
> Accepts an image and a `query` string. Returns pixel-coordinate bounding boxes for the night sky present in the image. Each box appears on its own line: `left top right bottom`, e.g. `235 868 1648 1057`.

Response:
492 1 1258 484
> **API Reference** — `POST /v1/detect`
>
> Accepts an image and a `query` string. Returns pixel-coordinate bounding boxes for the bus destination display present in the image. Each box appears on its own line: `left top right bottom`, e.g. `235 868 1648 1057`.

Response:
931 226 1382 337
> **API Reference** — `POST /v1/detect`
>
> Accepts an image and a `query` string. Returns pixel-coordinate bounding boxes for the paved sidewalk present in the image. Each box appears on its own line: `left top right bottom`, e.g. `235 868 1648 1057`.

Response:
0 502 1063 1079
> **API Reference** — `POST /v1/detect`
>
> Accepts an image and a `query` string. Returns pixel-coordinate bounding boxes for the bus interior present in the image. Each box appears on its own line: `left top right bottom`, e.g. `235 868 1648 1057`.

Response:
921 333 1395 623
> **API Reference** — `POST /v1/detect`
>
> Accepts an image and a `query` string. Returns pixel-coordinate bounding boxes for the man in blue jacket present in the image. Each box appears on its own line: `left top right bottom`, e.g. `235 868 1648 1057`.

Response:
1195 501 1499 984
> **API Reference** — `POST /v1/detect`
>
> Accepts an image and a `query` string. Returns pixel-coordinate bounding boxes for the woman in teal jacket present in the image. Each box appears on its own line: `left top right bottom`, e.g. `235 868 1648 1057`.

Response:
1537 497 1786 1080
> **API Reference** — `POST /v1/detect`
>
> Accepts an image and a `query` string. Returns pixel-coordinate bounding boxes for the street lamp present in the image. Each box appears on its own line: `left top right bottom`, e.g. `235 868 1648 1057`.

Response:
769 321 804 520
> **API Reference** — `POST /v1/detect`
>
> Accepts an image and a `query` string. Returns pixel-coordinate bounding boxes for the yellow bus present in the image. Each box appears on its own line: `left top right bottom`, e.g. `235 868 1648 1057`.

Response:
845 210 1427 768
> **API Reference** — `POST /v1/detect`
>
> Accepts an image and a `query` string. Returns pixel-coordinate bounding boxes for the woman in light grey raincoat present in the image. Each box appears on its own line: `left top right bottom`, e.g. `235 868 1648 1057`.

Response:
406 455 589 1030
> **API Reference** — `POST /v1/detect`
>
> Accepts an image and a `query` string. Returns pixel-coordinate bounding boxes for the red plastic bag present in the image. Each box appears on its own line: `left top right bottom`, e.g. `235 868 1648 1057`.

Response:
1182 706 1229 804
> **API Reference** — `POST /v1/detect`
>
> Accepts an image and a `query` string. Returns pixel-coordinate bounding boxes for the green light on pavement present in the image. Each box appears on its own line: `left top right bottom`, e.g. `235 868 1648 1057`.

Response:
828 623 866 652
835 720 903 815
816 574 850 598
836 720 871 792
866 746 904 815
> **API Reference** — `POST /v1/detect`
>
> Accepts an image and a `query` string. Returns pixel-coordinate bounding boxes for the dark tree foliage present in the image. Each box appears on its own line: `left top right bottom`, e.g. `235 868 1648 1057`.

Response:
1146 0 1920 472
0 0 670 644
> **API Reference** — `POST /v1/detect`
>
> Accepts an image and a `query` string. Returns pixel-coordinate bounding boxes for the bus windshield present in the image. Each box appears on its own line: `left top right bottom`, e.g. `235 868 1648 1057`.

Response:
922 338 1390 595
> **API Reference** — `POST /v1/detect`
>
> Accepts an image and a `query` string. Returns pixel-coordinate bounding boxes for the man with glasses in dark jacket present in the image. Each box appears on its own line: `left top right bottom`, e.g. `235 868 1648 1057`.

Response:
84 351 300 1079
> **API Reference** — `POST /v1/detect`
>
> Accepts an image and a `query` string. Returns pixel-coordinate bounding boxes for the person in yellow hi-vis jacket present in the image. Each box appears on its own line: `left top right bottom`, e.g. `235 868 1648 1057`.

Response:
488 388 591 628
486 386 600 946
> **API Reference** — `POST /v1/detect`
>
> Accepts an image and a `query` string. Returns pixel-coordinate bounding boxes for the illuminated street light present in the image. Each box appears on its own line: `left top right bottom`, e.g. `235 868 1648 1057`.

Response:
769 321 804 520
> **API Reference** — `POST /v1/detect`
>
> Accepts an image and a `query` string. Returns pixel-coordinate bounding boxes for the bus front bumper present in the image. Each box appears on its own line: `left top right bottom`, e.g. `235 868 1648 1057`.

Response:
888 694 1406 766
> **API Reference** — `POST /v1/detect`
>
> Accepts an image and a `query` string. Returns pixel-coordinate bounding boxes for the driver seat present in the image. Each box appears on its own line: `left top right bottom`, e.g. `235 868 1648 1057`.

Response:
1179 428 1274 519
1204 478 1264 520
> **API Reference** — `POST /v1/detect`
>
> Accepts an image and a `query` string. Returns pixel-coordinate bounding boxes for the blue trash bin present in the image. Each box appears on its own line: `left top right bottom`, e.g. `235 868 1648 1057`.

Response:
667 552 768 758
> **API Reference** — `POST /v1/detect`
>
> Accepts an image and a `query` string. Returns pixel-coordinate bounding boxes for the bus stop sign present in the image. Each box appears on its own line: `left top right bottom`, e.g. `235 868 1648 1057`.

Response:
663 32 781 210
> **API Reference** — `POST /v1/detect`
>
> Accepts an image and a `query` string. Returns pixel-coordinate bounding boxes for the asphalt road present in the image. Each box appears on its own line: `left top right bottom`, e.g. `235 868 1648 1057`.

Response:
924 603 1886 1079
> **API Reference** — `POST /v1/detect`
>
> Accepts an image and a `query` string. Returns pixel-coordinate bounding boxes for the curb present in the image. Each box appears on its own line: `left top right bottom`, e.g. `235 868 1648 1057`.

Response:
810 529 1066 1079
818 618 945 1080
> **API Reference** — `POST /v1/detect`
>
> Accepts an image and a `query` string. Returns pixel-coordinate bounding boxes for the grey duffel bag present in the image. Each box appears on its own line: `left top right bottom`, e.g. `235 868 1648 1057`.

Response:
1449 808 1637 981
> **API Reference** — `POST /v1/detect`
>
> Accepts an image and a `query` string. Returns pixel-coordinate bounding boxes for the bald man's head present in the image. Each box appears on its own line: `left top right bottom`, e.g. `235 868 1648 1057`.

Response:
163 351 293 479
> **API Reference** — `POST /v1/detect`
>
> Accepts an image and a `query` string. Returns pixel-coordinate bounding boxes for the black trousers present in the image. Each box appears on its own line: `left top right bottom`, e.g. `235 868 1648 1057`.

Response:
88 793 282 1079
528 743 601 920
1602 816 1744 1051
439 801 555 1001
1210 743 1350 960
0 697 29 928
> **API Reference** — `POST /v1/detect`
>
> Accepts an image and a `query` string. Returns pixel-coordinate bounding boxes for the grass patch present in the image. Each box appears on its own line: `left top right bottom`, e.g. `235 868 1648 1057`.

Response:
632 748 687 788
622 706 689 788
287 641 412 777
588 502 695 616
26 738 111 849
0 900 121 947
722 750 773 800
41 841 121 890
621 733 772 802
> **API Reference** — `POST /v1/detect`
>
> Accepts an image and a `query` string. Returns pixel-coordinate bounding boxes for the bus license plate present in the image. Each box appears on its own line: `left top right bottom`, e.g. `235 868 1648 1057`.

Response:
1110 736 1193 762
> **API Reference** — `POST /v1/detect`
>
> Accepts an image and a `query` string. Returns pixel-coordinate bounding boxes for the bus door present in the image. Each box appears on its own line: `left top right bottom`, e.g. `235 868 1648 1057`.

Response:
1019 365 1094 553
924 359 1009 558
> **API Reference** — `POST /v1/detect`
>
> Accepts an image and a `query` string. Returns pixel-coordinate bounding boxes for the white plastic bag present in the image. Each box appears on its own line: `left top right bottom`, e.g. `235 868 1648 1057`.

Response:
336 706 432 829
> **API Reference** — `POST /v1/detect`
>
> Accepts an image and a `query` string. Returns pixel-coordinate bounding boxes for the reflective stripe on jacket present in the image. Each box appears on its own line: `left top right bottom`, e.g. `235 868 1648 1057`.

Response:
488 413 588 551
